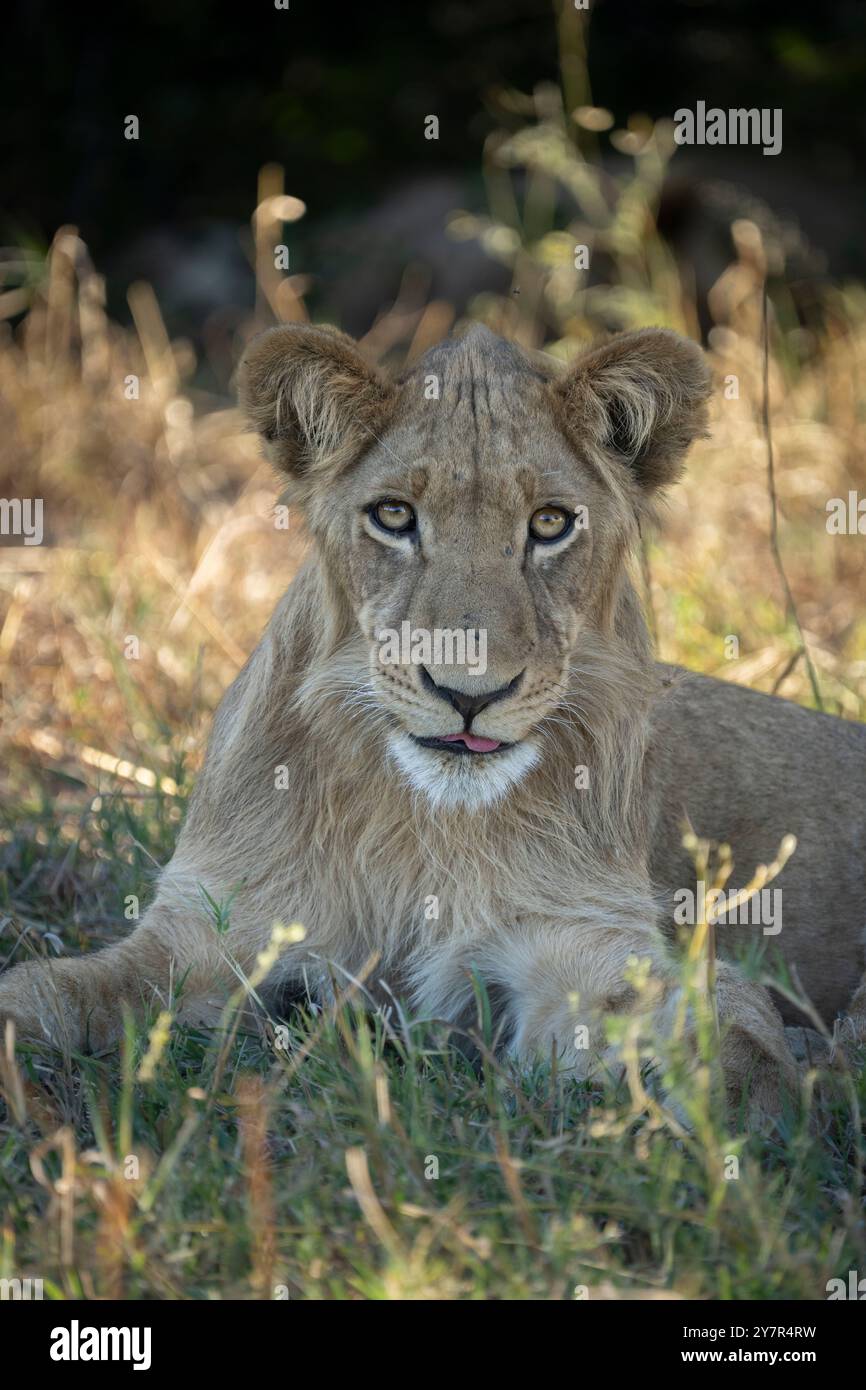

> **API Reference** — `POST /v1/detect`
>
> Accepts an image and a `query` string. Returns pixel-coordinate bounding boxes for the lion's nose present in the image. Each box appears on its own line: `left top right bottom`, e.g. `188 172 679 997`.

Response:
420 668 523 725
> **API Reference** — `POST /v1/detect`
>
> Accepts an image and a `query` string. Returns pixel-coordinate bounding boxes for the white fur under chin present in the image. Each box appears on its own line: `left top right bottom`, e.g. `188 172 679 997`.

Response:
386 731 540 811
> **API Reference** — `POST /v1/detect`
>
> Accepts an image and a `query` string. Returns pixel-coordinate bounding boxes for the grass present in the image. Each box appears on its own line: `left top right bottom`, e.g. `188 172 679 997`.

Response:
1 764 865 1300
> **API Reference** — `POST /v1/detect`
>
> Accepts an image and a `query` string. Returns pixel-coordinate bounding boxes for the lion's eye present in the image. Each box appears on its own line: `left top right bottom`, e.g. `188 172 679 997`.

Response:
371 499 416 535
529 505 572 543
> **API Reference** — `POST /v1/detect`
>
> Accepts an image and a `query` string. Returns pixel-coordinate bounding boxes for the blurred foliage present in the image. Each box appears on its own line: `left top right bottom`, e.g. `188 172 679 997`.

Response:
2 0 865 271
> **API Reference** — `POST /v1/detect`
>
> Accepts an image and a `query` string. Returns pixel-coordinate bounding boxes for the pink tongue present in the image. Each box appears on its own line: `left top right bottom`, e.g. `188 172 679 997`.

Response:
441 732 502 753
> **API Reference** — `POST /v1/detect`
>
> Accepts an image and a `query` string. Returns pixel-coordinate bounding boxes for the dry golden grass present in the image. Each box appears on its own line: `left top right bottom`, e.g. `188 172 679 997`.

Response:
0 230 302 823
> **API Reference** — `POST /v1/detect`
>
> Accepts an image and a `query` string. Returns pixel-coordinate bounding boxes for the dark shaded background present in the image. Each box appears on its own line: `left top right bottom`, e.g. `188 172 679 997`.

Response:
3 0 865 346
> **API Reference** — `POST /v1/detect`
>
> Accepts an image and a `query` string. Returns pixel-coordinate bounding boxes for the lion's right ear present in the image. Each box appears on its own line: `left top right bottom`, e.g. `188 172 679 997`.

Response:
237 324 396 491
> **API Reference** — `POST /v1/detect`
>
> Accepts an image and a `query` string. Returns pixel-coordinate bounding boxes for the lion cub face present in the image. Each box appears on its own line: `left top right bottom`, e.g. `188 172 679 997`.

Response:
341 356 616 810
239 323 711 811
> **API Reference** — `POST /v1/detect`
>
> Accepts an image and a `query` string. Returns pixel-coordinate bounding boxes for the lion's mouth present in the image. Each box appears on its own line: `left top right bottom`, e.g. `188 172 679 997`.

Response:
412 732 512 756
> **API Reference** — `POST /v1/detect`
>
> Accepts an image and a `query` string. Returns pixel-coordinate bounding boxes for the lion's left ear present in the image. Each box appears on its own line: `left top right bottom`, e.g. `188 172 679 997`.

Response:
551 328 711 494
237 323 396 496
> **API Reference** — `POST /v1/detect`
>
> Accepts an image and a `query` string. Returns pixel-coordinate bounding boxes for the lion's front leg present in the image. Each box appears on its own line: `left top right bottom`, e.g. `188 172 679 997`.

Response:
0 896 250 1053
472 924 797 1124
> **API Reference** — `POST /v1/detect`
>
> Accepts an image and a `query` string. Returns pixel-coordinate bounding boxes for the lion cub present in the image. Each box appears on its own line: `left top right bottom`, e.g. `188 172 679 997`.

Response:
3 323 865 1122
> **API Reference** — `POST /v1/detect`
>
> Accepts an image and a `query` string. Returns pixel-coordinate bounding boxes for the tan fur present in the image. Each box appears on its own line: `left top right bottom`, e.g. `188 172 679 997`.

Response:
4 323 864 1120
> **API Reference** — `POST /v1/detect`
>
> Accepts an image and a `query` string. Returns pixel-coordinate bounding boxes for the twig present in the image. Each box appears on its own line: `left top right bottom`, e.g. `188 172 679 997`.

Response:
770 646 803 696
761 287 824 710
